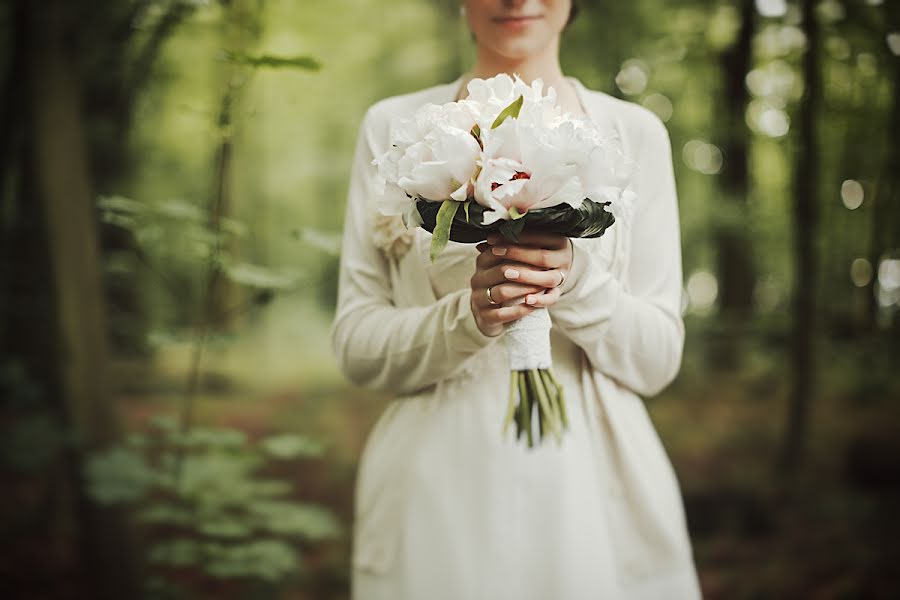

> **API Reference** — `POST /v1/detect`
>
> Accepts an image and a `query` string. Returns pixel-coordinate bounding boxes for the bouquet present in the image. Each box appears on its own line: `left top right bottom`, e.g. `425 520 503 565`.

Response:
372 73 635 448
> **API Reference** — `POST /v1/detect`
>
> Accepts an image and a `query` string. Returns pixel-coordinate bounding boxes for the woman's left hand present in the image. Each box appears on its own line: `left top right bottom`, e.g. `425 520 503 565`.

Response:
475 231 574 309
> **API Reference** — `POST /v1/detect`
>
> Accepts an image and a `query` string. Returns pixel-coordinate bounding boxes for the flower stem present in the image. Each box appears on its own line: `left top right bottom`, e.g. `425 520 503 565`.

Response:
517 372 529 443
503 370 517 436
532 369 562 445
550 368 569 430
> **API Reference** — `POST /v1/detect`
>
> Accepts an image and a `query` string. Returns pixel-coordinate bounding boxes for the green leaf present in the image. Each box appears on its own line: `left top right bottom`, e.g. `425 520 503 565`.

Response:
202 540 300 581
470 123 482 149
223 262 300 290
251 501 342 539
198 519 253 539
157 199 204 222
137 504 193 526
430 200 460 261
491 94 524 129
259 433 323 459
149 539 200 567
222 51 321 71
498 219 525 243
85 446 156 503
416 198 616 244
508 206 525 220
463 199 472 223
96 195 148 215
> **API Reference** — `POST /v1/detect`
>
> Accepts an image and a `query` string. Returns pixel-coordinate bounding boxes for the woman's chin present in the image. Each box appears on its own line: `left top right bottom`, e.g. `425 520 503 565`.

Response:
484 39 549 62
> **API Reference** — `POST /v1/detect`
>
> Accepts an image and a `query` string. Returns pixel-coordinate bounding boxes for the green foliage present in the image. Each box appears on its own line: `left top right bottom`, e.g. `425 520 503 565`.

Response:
221 51 321 71
491 94 524 129
85 416 341 586
416 197 616 245
98 194 302 304
430 199 460 261
260 432 324 459
0 358 75 472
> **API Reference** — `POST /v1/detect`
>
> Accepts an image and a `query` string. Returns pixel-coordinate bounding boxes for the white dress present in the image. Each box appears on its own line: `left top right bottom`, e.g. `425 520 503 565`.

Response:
330 74 703 600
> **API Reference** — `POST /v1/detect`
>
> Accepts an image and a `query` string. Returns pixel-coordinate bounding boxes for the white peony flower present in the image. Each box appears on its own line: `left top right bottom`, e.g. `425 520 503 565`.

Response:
372 101 481 218
372 71 635 230
472 101 601 224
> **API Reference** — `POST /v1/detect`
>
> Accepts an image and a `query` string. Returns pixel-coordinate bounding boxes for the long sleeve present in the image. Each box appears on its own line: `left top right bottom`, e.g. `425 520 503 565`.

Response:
329 107 495 395
549 110 685 397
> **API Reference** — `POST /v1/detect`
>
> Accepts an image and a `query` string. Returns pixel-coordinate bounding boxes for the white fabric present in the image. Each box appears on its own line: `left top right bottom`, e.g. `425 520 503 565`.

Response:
330 74 703 600
504 307 553 370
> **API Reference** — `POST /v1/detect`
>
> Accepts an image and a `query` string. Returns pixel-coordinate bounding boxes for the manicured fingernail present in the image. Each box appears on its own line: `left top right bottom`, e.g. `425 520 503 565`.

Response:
504 268 519 279
526 295 536 305
491 246 507 256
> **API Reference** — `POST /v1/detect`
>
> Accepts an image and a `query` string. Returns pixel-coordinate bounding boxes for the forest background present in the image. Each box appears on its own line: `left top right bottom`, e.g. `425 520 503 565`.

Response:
1 0 899 598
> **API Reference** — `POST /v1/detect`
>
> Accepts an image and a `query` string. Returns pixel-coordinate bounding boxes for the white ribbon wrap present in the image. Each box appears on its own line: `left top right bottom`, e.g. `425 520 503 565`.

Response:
503 307 552 370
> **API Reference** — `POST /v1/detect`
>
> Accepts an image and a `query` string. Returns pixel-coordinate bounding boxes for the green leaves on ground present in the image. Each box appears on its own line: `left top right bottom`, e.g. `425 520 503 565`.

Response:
85 418 341 584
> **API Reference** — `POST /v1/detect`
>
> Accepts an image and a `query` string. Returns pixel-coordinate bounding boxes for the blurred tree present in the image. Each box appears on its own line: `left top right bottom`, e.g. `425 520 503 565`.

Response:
90 1 200 353
713 0 757 368
779 0 821 475
844 0 900 334
1 1 201 357
14 1 142 597
205 0 264 330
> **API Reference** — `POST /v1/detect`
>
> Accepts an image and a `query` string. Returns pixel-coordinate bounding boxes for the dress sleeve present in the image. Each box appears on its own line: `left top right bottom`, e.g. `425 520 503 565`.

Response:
548 111 685 397
329 108 495 394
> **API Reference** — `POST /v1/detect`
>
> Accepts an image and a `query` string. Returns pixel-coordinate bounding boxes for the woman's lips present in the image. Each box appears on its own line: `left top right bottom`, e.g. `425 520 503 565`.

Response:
493 15 542 30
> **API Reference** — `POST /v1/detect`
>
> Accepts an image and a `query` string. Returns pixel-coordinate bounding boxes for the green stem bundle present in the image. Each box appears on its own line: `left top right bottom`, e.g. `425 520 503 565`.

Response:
503 367 569 448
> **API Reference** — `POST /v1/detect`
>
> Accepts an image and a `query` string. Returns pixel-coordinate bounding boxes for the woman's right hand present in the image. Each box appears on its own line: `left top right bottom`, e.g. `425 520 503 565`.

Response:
469 241 545 337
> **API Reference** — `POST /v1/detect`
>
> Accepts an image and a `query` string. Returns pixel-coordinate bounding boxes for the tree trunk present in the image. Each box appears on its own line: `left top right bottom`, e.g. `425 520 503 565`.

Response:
711 0 757 369
865 58 900 331
778 0 820 475
25 2 141 596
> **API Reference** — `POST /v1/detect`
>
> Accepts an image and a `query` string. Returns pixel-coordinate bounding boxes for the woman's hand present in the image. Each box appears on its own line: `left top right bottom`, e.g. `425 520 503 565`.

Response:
469 231 574 337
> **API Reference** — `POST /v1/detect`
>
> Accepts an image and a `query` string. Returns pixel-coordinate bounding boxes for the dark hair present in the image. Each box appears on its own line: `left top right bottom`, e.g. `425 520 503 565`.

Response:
565 0 580 29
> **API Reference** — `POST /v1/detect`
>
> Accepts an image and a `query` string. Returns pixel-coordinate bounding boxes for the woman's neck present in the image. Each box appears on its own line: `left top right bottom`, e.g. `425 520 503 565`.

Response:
455 44 584 118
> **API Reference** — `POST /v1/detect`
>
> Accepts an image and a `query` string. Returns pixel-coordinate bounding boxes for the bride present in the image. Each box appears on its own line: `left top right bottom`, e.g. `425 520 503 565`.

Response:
330 1 703 598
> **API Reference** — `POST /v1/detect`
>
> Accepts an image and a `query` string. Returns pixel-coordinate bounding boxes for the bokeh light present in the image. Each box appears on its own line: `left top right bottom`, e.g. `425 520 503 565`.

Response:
755 0 788 18
686 270 719 314
642 93 674 122
615 59 649 96
878 258 900 293
746 99 790 137
840 179 864 210
850 258 873 288
887 32 900 56
682 139 724 175
816 0 846 23
745 59 798 99
756 24 807 58
877 258 900 308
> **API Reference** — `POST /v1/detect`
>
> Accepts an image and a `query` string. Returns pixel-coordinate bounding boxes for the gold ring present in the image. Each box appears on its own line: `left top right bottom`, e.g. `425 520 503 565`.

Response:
557 270 567 288
487 286 499 305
